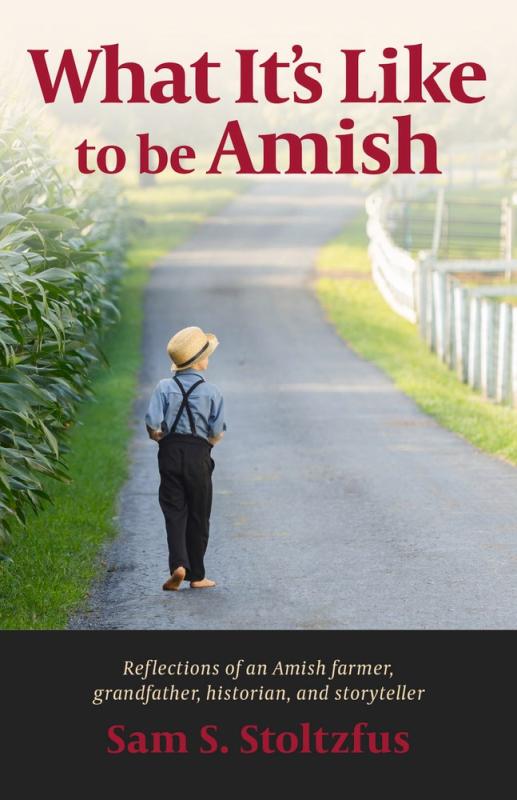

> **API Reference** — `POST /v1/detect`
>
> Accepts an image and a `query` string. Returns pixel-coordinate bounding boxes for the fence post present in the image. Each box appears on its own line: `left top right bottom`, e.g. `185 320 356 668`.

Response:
403 201 411 250
432 270 447 360
480 300 497 399
426 264 435 350
432 186 445 257
447 152 454 189
445 275 455 367
417 252 431 339
496 302 512 403
512 307 517 408
501 198 513 278
453 285 469 382
468 297 481 390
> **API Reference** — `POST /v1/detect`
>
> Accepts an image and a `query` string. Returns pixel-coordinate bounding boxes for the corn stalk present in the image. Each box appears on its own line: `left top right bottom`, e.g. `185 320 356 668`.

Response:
0 109 126 549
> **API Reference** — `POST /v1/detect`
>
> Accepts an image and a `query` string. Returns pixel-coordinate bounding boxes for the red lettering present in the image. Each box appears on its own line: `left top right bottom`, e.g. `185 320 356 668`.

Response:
449 62 486 103
75 139 96 174
170 145 196 174
150 63 190 104
393 114 441 174
106 724 126 754
240 725 260 754
379 47 401 102
150 731 188 753
97 145 126 174
190 52 220 103
236 49 258 103
294 60 322 103
335 118 358 174
75 139 126 174
138 135 195 174
341 50 376 102
362 132 391 174
367 731 392 754
394 731 411 753
276 732 298 754
260 52 290 103
27 48 101 103
260 132 332 174
102 43 148 103
127 732 148 754
138 134 168 173
199 725 219 754
406 43 450 102
329 731 350 753
352 722 369 753
207 120 259 174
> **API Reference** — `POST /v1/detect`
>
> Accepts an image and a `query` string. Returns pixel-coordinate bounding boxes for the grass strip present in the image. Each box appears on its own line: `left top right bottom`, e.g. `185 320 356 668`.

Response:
315 211 517 465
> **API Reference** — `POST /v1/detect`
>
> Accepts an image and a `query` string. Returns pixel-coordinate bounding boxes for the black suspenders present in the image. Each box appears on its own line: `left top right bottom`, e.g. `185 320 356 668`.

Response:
170 377 205 436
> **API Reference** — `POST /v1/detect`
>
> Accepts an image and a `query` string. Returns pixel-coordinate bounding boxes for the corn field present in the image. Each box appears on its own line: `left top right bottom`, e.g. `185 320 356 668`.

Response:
0 109 126 550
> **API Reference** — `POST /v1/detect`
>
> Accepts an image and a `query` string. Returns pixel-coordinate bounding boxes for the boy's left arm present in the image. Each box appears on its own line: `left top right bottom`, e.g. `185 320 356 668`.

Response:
145 383 167 442
146 425 165 442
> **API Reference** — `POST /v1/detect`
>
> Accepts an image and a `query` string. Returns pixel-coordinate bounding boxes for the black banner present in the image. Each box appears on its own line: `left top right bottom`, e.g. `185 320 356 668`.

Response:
2 631 513 790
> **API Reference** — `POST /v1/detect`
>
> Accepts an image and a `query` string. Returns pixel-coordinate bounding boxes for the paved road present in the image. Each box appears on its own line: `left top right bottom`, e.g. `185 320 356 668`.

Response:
70 177 517 629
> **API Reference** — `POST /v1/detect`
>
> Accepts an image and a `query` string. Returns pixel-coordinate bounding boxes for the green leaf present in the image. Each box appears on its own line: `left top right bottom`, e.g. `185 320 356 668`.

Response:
0 230 35 249
33 268 75 284
0 212 24 230
39 422 59 458
27 212 79 232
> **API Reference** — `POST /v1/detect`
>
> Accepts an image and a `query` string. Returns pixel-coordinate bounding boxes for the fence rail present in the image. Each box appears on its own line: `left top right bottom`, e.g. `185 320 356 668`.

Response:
383 192 513 260
366 190 517 407
366 193 418 324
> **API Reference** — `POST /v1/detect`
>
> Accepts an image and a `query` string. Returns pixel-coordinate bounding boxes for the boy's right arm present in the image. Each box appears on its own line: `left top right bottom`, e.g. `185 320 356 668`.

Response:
208 390 226 445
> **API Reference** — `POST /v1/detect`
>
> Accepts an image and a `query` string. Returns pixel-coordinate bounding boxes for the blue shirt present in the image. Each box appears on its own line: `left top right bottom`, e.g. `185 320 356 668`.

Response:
145 369 226 442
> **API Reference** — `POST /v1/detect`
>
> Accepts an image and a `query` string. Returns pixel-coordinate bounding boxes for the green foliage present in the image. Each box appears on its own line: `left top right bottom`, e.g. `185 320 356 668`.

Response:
0 175 243 629
0 111 126 548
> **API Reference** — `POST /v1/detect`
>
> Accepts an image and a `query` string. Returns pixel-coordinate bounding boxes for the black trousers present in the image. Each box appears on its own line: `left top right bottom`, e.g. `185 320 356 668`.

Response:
157 433 214 581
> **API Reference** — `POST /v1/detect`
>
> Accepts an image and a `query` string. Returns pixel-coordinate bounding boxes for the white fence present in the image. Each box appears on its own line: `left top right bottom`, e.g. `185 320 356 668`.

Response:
366 191 517 406
366 193 418 324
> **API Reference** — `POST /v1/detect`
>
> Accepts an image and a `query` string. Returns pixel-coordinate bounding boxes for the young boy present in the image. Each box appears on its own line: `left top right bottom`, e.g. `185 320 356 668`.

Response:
145 326 226 591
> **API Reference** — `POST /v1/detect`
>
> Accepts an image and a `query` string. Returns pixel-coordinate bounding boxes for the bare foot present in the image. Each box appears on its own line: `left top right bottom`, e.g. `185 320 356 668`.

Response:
162 566 186 591
190 578 216 589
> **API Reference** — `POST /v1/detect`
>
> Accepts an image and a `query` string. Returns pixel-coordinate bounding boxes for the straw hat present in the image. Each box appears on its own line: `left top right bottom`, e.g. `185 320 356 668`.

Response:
167 326 219 372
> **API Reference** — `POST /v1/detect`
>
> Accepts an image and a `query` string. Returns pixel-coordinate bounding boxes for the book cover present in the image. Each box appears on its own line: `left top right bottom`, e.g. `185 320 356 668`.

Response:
1 0 515 790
